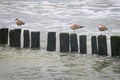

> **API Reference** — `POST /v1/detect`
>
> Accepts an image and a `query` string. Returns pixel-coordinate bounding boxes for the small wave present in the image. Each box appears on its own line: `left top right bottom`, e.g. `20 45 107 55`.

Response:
65 1 87 7
41 1 56 6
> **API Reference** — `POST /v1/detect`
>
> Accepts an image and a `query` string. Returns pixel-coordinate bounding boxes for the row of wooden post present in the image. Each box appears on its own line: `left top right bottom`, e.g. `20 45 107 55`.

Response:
0 28 120 57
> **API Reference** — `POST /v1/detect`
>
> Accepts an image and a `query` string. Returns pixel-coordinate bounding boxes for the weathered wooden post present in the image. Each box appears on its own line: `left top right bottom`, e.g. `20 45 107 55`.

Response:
118 36 120 57
9 30 15 47
47 32 56 51
60 33 69 52
23 30 30 48
91 36 98 54
79 35 87 54
70 33 78 52
0 28 8 44
98 35 108 56
14 29 21 47
31 32 40 48
111 36 120 57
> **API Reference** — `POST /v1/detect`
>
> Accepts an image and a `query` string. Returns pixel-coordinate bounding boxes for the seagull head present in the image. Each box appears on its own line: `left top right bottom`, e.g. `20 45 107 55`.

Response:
15 18 19 21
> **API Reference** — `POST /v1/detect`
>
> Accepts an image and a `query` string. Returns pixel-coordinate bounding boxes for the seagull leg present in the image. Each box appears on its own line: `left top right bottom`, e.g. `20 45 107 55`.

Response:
100 31 103 35
74 30 75 33
100 31 102 35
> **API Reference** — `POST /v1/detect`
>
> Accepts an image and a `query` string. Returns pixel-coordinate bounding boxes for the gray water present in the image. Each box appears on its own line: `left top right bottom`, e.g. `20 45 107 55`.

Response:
0 0 120 80
0 47 120 80
0 0 120 35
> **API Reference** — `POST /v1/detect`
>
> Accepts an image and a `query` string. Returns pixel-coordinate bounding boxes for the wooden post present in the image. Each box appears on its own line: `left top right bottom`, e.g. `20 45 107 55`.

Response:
14 29 21 47
79 35 87 54
70 34 78 52
118 37 120 57
9 30 15 47
47 32 56 51
60 33 69 52
111 36 120 57
23 30 30 48
91 36 98 54
0 28 8 44
31 32 40 48
98 35 108 55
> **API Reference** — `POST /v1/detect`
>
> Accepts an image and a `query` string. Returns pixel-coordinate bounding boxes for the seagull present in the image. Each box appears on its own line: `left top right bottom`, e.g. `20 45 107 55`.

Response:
15 18 25 26
70 23 84 33
98 24 108 35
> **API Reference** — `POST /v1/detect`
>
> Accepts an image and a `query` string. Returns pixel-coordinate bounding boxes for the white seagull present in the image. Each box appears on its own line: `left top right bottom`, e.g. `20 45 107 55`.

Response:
98 24 108 35
15 18 25 26
70 23 84 33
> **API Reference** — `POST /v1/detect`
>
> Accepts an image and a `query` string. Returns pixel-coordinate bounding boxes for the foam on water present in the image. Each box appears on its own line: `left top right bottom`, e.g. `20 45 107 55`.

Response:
0 0 120 35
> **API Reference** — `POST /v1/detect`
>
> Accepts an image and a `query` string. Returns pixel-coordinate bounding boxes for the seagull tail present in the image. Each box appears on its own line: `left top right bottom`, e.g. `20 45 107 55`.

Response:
23 22 25 25
105 27 108 30
80 26 84 28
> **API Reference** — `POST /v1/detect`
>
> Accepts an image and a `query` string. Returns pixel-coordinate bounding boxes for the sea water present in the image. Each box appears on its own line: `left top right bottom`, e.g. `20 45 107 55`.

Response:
0 0 120 80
